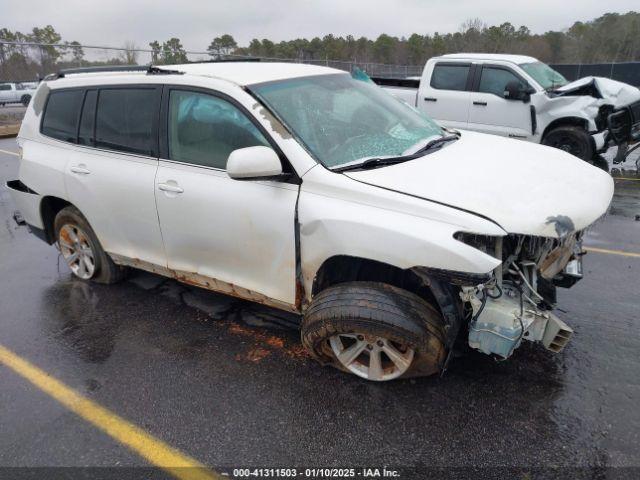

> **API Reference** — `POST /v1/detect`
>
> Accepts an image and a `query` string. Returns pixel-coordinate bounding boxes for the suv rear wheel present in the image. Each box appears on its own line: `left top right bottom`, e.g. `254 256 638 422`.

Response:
301 282 446 381
54 206 126 284
21 94 31 106
542 126 593 161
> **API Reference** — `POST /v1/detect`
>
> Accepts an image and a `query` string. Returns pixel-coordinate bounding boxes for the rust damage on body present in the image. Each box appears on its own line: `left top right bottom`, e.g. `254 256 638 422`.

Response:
109 253 299 313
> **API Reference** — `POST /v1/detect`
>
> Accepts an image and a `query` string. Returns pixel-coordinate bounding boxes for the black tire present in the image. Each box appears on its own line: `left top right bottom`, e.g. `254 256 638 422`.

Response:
301 282 446 380
542 126 594 161
54 206 127 284
21 95 31 107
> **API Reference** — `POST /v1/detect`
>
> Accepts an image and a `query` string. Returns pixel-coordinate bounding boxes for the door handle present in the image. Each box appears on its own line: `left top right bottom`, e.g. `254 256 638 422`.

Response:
424 97 437 102
70 165 91 175
158 182 184 194
473 101 488 106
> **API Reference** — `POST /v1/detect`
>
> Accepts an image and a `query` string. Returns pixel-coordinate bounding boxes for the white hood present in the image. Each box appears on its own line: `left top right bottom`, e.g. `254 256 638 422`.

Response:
345 132 614 238
554 76 640 108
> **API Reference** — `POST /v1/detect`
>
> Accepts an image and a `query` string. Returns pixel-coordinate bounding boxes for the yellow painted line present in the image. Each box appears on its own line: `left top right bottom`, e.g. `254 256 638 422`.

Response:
0 148 19 157
0 344 220 480
585 246 640 258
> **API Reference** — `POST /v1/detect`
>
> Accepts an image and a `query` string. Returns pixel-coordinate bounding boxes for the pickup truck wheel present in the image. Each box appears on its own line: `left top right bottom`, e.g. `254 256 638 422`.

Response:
54 206 127 284
21 95 31 106
301 282 446 381
542 126 593 161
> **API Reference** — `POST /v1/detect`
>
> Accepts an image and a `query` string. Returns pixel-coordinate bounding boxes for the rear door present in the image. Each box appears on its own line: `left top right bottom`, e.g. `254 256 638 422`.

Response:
154 86 299 308
467 64 534 140
418 62 473 129
63 86 166 266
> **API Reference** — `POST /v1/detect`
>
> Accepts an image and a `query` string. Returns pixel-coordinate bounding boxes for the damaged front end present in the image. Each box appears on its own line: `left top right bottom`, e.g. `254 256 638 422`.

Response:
455 232 584 359
548 77 640 160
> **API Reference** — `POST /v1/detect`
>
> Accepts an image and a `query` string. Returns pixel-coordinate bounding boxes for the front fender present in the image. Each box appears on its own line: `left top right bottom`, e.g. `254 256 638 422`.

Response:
298 167 505 302
533 94 599 134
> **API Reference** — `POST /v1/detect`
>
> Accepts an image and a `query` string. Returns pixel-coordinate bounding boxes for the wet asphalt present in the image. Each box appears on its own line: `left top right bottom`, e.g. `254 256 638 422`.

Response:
0 136 639 477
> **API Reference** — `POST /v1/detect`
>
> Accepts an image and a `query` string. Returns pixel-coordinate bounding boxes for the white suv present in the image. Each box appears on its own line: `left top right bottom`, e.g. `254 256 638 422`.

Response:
8 62 613 381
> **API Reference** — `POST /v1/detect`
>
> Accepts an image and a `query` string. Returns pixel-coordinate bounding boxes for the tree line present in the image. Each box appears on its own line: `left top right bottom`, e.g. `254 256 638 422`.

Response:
233 12 640 65
1 11 639 81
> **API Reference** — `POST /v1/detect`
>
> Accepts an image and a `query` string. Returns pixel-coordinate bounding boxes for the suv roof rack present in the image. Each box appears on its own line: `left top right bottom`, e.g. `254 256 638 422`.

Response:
45 65 184 80
185 58 262 64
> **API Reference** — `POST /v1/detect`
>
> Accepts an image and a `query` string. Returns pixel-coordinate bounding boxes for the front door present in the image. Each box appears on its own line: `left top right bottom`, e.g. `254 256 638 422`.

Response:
155 88 299 308
466 65 533 140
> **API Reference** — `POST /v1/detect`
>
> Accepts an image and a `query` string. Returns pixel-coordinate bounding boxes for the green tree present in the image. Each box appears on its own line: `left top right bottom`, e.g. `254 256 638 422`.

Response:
161 38 188 64
66 41 84 66
149 41 161 64
207 34 237 57
29 25 62 73
373 34 395 63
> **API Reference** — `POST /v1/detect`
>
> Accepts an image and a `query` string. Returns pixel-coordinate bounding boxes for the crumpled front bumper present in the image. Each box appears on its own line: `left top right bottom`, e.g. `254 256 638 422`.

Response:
608 99 640 146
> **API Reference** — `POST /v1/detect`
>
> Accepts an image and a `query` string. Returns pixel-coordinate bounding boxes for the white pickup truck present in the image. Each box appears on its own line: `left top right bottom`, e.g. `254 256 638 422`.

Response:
375 53 640 162
0 82 36 106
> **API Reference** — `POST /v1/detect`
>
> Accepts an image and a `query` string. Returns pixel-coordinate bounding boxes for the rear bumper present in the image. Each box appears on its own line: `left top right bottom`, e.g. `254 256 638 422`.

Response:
6 180 43 229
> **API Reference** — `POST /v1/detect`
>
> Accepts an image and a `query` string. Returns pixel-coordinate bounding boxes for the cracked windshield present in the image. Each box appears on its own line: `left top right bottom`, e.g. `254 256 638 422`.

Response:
251 73 443 168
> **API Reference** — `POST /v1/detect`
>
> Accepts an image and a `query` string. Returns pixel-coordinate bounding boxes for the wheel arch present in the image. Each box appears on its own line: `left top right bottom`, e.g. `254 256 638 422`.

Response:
40 196 73 244
311 255 441 313
541 116 590 140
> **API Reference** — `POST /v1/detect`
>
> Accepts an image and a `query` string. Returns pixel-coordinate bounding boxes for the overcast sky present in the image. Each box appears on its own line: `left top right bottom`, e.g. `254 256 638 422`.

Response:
4 0 638 51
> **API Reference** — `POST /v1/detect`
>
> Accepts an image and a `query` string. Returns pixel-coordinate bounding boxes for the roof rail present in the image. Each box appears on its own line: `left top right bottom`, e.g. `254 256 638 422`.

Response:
185 58 262 64
45 65 184 80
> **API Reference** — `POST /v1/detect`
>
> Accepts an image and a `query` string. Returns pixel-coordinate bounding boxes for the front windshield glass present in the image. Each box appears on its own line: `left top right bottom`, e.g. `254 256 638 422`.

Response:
520 61 568 91
250 74 443 168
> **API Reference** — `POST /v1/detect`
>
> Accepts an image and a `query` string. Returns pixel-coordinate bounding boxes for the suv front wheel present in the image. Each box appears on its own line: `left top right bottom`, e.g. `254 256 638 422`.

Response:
54 206 126 284
301 282 446 381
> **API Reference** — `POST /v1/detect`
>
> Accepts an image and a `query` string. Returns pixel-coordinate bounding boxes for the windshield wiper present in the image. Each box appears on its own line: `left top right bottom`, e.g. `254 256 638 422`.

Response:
332 155 414 172
333 133 460 173
413 134 459 154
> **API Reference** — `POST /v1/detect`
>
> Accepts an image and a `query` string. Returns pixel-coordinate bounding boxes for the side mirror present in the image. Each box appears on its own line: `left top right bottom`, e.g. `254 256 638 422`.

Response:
227 146 284 180
504 81 532 102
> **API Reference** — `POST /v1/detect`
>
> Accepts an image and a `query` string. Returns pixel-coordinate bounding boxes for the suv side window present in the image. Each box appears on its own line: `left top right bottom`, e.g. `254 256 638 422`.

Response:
96 88 158 156
0 84 11 91
41 90 84 142
478 67 526 97
431 64 471 91
167 90 270 169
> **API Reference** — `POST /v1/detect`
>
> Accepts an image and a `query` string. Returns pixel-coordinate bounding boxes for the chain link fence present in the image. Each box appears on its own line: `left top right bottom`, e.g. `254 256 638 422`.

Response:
0 41 422 83
550 62 640 87
2 41 638 85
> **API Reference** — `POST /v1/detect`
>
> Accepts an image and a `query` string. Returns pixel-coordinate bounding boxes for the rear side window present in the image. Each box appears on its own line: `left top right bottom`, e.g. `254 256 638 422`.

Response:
0 84 11 91
41 90 84 142
96 88 157 156
431 64 470 91
78 90 97 146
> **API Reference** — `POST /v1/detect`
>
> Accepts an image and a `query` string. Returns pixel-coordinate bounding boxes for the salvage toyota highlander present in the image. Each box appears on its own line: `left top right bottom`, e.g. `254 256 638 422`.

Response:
7 62 614 381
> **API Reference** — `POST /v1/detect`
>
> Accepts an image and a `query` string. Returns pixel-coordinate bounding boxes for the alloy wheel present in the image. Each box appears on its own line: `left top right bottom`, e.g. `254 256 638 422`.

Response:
58 224 96 280
329 333 414 381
